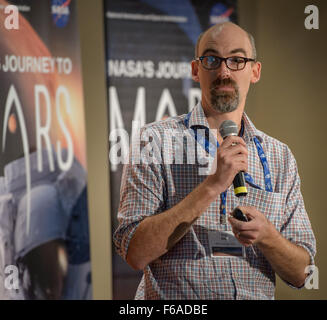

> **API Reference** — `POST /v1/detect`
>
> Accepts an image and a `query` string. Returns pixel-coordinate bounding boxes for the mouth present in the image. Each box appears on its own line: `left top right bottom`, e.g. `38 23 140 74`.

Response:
214 86 235 92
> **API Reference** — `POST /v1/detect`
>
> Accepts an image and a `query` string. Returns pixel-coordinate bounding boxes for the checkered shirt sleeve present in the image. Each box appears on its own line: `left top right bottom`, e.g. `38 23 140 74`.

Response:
113 126 165 260
279 145 316 288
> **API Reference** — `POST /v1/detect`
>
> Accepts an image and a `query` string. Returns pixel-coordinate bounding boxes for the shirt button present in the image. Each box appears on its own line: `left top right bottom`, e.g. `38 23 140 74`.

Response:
234 272 239 278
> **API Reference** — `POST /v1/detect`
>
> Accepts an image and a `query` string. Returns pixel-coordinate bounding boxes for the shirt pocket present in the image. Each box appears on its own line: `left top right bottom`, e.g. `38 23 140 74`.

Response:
237 186 285 230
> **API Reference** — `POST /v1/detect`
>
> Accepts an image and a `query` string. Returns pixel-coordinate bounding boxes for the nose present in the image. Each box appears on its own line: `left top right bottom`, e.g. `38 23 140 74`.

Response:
216 59 231 79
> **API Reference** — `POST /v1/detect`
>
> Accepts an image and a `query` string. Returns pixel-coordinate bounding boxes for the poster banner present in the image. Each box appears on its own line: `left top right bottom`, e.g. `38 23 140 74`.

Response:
0 0 92 299
105 0 237 299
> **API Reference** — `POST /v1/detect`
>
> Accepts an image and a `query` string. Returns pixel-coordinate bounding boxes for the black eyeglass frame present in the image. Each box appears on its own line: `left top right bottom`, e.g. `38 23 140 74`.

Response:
195 55 256 71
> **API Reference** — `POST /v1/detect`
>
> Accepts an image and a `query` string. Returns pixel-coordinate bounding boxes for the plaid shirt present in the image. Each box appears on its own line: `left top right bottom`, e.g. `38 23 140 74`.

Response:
113 103 316 300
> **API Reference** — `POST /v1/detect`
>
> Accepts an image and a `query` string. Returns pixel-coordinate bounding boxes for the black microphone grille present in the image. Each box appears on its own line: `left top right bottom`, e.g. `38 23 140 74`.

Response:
219 120 238 139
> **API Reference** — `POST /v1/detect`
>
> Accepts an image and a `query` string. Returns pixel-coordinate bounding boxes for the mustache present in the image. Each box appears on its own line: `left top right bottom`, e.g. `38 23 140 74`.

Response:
210 78 238 90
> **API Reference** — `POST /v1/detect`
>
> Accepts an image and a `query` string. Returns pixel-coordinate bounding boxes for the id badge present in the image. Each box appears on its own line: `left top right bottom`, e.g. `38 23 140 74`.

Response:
208 230 245 258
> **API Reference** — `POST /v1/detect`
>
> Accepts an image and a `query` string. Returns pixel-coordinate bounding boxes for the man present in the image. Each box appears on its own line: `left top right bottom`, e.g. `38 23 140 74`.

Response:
114 22 316 299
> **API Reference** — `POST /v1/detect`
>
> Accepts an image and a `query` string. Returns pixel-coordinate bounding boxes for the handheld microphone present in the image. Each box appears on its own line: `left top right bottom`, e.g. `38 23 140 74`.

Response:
219 120 247 197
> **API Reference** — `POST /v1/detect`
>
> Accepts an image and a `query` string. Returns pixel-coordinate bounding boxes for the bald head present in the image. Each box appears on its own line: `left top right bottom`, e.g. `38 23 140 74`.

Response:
195 22 257 60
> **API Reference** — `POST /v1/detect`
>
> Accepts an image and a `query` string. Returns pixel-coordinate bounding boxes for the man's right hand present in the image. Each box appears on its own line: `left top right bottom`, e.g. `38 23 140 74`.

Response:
207 135 248 193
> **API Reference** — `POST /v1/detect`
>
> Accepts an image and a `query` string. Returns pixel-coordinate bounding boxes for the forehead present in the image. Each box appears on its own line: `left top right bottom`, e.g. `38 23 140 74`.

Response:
199 24 252 57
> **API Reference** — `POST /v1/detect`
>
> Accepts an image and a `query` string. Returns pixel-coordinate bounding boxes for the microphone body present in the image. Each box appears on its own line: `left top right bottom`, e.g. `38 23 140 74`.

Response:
219 120 247 197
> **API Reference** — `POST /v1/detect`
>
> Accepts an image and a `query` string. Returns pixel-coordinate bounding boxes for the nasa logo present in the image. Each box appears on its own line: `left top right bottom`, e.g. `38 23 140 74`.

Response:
209 3 234 26
51 0 71 28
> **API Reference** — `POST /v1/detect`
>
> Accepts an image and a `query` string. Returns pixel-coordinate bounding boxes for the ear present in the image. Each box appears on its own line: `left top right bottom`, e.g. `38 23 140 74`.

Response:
191 60 200 83
250 61 261 84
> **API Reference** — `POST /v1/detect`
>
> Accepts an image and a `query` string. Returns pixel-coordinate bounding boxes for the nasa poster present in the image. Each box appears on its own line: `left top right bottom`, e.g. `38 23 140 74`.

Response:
0 0 92 299
105 0 237 299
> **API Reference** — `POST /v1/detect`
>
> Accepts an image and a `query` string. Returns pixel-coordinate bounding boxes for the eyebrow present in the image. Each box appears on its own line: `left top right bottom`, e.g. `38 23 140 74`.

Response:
200 47 248 57
229 48 248 56
201 48 220 56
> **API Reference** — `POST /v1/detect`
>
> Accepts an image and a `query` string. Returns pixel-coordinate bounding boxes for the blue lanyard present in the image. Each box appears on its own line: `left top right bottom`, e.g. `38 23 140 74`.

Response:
184 112 272 221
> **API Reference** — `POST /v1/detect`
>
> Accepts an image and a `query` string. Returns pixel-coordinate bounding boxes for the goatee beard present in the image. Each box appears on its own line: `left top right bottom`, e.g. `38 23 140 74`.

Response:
210 78 240 113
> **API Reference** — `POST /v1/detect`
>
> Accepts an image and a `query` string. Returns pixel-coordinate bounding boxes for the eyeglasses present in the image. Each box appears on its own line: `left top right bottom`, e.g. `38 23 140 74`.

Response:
196 55 256 71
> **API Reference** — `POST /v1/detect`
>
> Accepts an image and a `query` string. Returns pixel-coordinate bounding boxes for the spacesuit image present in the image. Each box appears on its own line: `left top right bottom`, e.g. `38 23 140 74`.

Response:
0 150 92 300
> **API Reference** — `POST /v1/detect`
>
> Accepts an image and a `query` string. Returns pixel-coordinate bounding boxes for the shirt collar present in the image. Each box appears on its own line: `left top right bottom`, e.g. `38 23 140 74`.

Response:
242 112 263 143
186 102 263 143
187 102 210 129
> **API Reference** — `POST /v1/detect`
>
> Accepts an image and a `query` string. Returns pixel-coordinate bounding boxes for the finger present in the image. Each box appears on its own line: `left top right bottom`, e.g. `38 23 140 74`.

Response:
239 240 253 247
234 232 253 246
218 151 248 167
232 155 248 166
228 216 245 230
238 206 260 220
221 136 246 148
228 217 257 232
238 231 257 241
219 157 248 175
231 160 248 174
218 152 248 171
221 141 246 153
223 144 248 157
